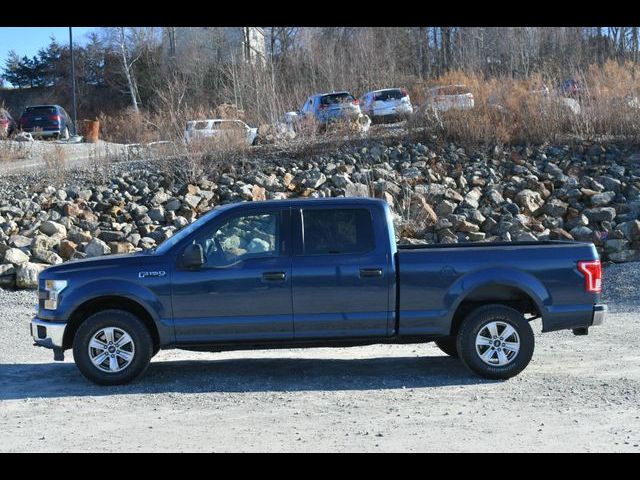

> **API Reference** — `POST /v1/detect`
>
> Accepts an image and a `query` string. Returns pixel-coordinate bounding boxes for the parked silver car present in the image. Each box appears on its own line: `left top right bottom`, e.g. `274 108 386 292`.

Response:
359 88 413 123
300 92 362 125
184 119 258 146
424 85 475 112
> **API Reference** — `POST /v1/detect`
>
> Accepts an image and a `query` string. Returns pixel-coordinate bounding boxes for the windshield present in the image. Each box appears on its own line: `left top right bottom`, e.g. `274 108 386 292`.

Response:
155 206 224 255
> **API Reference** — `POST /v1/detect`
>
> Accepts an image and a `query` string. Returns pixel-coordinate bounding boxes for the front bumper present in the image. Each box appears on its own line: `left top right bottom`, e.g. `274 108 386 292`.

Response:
30 317 66 349
592 304 607 326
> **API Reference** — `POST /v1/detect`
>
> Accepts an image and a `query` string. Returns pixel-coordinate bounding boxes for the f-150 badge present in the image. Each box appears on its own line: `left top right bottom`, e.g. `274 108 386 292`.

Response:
139 271 166 278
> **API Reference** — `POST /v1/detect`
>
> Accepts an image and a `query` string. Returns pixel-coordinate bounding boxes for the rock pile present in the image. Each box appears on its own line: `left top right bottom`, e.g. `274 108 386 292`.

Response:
0 139 638 288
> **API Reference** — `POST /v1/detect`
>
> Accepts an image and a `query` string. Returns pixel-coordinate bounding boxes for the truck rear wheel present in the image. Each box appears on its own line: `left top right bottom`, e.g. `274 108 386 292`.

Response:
434 337 459 358
457 305 534 380
72 310 153 386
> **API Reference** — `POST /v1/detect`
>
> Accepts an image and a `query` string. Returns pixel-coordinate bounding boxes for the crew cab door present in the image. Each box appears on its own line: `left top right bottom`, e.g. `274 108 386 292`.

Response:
171 208 293 344
291 206 391 339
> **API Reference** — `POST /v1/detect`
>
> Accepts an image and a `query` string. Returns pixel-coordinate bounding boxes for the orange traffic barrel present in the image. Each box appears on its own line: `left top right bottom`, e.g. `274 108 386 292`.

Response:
82 120 100 143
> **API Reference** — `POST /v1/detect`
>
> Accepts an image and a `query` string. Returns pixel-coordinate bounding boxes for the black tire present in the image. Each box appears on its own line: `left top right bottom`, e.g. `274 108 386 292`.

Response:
72 309 153 386
434 337 459 358
457 304 534 380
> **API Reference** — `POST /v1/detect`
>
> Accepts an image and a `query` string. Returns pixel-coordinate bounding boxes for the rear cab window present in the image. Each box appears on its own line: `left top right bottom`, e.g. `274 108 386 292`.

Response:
301 208 375 255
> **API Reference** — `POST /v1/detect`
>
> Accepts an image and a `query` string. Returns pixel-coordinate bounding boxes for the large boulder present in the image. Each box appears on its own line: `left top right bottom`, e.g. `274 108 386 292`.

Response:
590 191 615 207
515 189 544 215
40 221 67 237
4 248 30 266
84 238 111 257
16 262 47 289
584 207 617 223
617 220 640 242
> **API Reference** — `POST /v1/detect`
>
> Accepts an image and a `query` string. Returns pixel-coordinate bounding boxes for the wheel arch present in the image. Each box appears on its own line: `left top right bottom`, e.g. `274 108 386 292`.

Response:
63 296 160 354
445 268 549 337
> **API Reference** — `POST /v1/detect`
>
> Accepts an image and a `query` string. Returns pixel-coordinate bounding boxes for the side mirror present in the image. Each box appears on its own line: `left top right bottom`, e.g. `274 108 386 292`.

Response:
181 243 204 268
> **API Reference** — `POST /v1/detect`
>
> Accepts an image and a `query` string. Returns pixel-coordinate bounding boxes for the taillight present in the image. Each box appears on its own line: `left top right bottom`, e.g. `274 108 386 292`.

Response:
50 115 60 122
352 99 359 105
578 260 602 293
401 88 408 97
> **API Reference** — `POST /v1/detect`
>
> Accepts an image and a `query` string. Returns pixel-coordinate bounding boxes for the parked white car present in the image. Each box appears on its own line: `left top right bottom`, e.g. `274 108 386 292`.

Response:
184 119 258 146
359 88 413 122
424 85 475 112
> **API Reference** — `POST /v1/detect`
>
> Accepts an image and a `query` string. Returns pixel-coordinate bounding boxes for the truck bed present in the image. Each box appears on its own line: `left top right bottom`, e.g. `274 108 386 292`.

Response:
395 240 600 336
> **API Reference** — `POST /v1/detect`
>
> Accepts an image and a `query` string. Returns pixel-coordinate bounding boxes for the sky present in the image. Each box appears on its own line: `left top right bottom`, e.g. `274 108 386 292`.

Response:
0 27 99 66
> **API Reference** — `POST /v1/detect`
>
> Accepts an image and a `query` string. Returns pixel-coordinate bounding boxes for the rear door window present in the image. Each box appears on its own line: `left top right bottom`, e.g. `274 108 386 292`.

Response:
301 208 375 255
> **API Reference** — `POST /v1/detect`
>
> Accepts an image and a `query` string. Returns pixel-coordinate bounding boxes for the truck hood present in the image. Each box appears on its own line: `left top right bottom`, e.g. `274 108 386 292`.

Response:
40 251 163 278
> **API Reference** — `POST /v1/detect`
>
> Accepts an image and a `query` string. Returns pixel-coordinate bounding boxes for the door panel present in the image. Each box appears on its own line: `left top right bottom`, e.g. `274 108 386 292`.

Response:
171 209 293 344
291 207 390 339
172 256 292 343
292 253 389 338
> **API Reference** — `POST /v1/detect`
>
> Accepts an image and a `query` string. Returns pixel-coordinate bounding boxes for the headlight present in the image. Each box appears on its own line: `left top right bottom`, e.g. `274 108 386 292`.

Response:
43 280 67 310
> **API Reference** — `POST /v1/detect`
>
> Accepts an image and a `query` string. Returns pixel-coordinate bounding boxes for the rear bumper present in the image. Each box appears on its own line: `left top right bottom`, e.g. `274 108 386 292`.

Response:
30 317 66 349
21 128 61 137
542 303 606 333
372 106 413 117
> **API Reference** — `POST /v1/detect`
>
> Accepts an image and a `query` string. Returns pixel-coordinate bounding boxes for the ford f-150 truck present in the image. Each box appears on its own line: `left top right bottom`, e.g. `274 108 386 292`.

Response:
31 198 606 385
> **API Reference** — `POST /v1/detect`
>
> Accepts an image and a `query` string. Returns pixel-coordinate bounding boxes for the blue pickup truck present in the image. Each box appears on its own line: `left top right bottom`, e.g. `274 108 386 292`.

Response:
31 198 606 385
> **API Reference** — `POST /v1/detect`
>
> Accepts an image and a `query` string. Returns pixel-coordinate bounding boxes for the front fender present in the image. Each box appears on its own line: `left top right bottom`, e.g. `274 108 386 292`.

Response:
44 279 167 325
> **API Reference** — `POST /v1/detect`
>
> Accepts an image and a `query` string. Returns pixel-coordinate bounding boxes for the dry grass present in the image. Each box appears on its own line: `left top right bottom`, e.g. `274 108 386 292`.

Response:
0 141 28 162
43 144 67 183
406 62 640 145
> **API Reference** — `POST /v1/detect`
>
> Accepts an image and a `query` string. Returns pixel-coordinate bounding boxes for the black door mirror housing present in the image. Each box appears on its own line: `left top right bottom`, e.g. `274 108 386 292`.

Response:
182 243 204 268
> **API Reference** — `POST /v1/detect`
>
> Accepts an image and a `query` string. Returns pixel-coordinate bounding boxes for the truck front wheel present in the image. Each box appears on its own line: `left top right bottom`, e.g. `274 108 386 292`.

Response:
457 305 534 380
72 310 153 386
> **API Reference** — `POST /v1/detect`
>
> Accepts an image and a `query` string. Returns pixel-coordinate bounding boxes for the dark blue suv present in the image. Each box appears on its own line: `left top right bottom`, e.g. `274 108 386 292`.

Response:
18 105 72 139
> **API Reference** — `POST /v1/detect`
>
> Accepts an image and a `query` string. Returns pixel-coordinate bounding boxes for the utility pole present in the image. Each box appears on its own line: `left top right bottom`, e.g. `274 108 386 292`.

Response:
69 27 78 136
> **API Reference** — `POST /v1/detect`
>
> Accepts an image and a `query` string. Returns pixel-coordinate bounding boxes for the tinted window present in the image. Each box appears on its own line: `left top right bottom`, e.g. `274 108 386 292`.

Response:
374 89 405 101
25 106 57 115
302 208 375 255
196 212 280 267
320 93 355 105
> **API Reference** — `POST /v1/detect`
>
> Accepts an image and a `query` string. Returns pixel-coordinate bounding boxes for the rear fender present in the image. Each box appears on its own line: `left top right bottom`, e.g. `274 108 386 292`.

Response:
445 267 549 324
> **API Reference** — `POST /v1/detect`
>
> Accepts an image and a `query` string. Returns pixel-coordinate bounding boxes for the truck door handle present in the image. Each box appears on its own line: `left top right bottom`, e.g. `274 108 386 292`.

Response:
359 268 383 278
262 271 286 281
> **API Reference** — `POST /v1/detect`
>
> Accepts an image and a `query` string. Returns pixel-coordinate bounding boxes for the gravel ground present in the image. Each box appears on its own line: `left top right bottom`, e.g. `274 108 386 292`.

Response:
0 139 171 176
0 262 638 452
